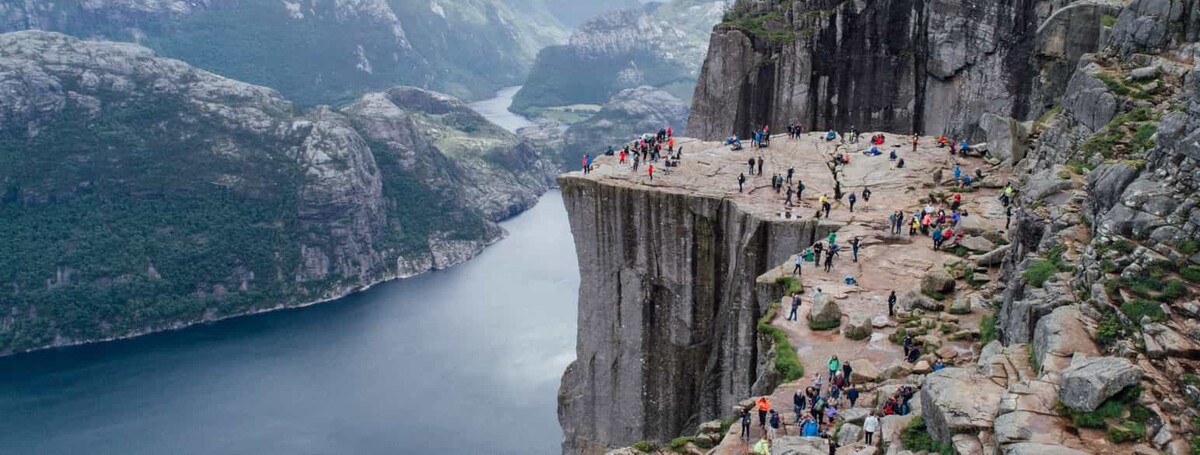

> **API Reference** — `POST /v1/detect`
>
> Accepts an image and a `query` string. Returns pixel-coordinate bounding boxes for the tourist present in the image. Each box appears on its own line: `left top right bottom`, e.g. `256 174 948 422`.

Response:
847 384 860 408
757 156 764 176
888 290 897 317
933 358 946 371
748 157 756 174
788 293 801 321
848 192 857 212
823 249 834 272
932 227 944 250
952 192 962 211
741 409 752 440
823 402 838 431
953 164 962 184
801 414 820 436
813 395 827 425
738 173 746 193
619 149 627 164
911 134 919 153
768 410 780 440
582 154 590 174
793 255 803 276
889 149 897 161
851 237 861 262
821 197 832 219
786 185 794 206
827 355 840 379
937 135 948 148
796 180 806 201
862 187 872 202
793 389 807 423
897 158 905 168
1006 206 1013 230
756 396 771 427
647 164 654 181
812 372 823 392
787 166 795 185
863 413 879 445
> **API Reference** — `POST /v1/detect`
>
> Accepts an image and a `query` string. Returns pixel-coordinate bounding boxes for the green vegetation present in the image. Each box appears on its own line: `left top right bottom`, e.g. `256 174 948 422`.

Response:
668 436 694 450
807 318 842 331
1022 245 1068 288
1179 240 1200 255
1121 299 1167 323
980 313 997 345
1096 311 1124 346
759 303 806 380
632 440 659 452
922 289 947 301
900 417 954 455
1102 14 1118 27
775 276 804 295
721 10 796 44
1059 386 1147 443
1183 266 1200 283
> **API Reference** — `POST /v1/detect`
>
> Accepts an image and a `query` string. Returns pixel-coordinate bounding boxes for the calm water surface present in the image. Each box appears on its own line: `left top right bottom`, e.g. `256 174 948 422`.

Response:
468 86 537 133
0 188 578 454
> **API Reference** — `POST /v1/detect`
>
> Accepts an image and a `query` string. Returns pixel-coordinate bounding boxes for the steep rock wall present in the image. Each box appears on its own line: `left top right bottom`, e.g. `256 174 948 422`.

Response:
689 0 1120 141
557 175 832 454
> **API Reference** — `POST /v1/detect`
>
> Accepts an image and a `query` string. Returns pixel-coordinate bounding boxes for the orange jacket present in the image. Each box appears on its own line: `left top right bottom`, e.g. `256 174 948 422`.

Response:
756 397 770 411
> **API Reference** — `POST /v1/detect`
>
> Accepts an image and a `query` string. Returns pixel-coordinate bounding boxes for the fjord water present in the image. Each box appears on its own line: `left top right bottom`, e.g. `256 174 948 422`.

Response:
0 87 579 454
468 86 538 133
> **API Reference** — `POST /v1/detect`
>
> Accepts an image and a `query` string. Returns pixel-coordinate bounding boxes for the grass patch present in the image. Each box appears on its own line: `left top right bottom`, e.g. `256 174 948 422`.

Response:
1023 260 1058 287
1162 279 1189 302
669 436 695 451
1102 14 1117 27
1121 299 1167 322
775 276 803 295
759 302 806 381
632 440 658 452
1096 311 1124 346
1096 73 1132 96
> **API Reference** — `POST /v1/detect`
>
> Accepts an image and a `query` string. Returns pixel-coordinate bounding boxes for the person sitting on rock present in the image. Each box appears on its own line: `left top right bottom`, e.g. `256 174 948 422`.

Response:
933 358 946 371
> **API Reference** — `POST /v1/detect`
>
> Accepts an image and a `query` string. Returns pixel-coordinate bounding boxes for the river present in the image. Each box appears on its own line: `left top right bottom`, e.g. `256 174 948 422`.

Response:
0 89 577 454
468 86 537 133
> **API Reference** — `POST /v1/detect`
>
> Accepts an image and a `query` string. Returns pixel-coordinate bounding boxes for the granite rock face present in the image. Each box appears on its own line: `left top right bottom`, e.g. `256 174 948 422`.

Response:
689 0 1116 141
0 31 555 354
557 176 830 454
920 368 1006 443
1059 357 1143 412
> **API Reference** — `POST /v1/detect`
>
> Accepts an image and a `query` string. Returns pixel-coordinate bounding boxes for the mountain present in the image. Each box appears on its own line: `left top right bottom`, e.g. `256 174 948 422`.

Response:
0 31 556 355
512 0 727 116
508 0 641 27
0 0 569 105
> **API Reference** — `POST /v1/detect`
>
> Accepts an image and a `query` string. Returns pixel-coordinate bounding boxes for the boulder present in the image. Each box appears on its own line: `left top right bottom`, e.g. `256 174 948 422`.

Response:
1128 65 1160 81
948 297 972 315
960 236 997 253
879 361 913 380
770 436 828 455
1058 357 1143 412
1032 306 1099 374
920 368 1006 442
901 290 945 312
698 420 723 435
872 315 892 328
838 423 863 446
913 360 932 374
841 407 871 425
809 292 843 326
970 245 1011 267
980 113 1028 163
922 269 957 295
1143 323 1200 359
955 214 991 236
879 414 914 447
844 316 872 340
951 434 983 455
1001 443 1091 455
850 361 882 384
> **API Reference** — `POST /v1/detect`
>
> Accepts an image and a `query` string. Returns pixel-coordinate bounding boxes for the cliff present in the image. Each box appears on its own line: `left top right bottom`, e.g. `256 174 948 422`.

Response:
513 0 727 114
556 144 835 454
688 0 1122 141
0 31 556 355
0 0 569 104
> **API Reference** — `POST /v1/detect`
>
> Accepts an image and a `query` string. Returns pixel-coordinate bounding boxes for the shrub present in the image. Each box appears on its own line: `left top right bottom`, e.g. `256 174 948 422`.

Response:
1096 312 1123 346
1023 259 1058 287
1162 279 1189 302
1121 299 1166 323
1101 14 1117 27
922 289 947 301
900 417 954 454
1180 240 1200 255
980 313 997 345
1183 266 1200 283
1107 420 1147 443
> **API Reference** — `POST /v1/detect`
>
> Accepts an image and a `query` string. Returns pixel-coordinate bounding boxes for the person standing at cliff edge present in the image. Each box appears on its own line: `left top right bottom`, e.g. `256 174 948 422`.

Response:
748 157 756 175
738 173 747 193
757 155 764 176
647 164 654 182
888 290 897 317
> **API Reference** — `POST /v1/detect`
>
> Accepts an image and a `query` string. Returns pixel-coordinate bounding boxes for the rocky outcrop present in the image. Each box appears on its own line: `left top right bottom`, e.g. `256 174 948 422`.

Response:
559 86 690 165
0 0 569 103
920 368 1007 442
557 175 831 454
513 0 725 113
1032 306 1099 374
0 31 555 355
689 0 1117 141
1059 357 1143 412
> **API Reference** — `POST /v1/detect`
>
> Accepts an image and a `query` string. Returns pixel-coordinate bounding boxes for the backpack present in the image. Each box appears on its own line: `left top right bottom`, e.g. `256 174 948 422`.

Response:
815 398 826 412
